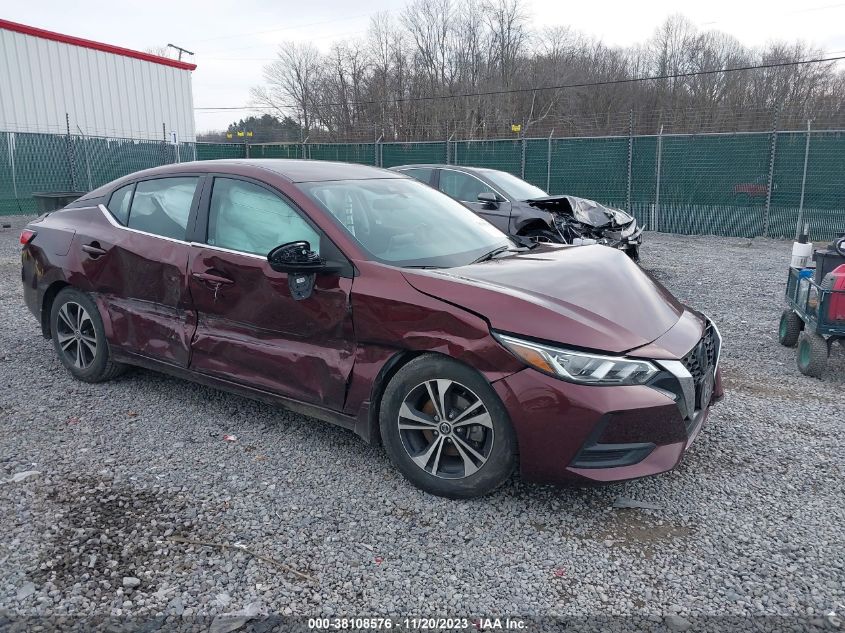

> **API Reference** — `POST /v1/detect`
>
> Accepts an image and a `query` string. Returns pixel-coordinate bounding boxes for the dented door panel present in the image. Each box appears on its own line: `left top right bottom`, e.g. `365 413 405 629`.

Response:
187 246 355 408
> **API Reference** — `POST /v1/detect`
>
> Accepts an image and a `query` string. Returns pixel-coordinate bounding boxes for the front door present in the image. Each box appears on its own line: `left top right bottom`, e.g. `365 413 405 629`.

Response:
187 176 355 409
82 175 203 367
437 169 512 232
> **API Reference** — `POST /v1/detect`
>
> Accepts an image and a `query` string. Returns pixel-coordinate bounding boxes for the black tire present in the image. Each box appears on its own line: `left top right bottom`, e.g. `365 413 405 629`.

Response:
49 288 125 383
521 228 562 243
796 332 828 378
379 354 517 499
778 310 803 347
626 245 640 262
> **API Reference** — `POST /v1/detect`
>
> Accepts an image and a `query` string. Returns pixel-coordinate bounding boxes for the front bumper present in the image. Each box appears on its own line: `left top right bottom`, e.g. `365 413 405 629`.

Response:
492 357 723 486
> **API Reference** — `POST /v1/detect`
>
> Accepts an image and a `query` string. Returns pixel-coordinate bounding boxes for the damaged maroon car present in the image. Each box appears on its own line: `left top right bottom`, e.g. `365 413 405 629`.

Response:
21 160 722 498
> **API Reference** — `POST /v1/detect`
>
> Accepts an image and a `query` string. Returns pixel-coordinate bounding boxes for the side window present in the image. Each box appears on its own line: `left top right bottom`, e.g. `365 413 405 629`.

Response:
399 168 434 184
208 178 320 256
439 170 489 202
108 183 134 225
128 177 199 240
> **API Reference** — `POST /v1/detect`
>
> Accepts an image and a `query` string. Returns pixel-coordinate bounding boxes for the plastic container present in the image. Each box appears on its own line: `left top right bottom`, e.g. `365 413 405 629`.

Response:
791 243 813 268
796 269 813 309
791 223 813 269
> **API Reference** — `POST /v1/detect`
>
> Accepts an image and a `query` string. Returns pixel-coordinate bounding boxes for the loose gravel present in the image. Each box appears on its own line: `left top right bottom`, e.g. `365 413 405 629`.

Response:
0 216 843 625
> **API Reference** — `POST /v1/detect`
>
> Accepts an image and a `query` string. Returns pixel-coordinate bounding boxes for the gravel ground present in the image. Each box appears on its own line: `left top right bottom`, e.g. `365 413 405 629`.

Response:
0 215 843 628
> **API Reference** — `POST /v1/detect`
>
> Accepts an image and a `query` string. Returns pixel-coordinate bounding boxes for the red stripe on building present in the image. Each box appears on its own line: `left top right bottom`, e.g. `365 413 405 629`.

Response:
0 18 197 71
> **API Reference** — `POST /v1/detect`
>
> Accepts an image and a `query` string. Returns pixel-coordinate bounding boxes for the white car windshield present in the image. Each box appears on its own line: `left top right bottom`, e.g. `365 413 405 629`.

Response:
298 178 512 268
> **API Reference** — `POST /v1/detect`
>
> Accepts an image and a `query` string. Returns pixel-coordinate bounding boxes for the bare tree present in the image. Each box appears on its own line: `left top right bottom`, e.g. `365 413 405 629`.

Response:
245 3 845 141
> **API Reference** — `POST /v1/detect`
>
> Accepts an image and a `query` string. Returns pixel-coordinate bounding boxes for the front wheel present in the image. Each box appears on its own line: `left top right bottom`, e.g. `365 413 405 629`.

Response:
379 355 517 498
50 288 125 383
796 332 828 378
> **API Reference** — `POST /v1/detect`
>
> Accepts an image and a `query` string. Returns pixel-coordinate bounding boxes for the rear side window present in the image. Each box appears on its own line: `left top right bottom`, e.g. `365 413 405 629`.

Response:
128 177 199 240
108 184 134 225
207 178 320 256
398 168 434 184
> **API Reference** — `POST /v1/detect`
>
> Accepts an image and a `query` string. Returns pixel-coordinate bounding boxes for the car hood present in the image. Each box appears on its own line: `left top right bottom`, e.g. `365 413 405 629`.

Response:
401 244 684 354
526 195 634 228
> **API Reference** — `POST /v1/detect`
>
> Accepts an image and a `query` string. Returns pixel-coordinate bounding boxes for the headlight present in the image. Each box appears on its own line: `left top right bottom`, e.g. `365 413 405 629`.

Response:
494 333 659 385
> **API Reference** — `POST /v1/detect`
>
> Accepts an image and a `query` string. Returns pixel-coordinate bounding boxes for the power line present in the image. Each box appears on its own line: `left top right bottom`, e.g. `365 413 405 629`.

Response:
194 54 845 112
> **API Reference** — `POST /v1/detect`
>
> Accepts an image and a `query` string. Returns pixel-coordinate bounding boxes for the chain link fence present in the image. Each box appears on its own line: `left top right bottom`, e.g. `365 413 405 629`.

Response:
2 126 843 239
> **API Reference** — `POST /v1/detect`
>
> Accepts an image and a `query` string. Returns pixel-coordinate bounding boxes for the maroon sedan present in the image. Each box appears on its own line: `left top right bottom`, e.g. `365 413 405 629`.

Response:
20 160 722 498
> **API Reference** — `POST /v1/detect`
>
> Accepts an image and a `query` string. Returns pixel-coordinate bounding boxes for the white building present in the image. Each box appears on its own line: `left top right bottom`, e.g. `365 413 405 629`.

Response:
0 18 196 142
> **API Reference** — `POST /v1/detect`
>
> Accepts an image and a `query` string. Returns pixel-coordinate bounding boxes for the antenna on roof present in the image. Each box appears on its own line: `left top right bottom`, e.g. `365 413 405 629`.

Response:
166 43 194 61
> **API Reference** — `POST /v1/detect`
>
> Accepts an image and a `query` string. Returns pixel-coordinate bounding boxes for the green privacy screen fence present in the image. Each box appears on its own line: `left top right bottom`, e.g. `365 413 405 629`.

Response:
2 128 843 239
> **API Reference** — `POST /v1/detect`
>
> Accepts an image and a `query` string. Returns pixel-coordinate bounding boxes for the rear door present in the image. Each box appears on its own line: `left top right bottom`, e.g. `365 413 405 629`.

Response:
436 168 512 232
186 175 355 409
81 175 204 366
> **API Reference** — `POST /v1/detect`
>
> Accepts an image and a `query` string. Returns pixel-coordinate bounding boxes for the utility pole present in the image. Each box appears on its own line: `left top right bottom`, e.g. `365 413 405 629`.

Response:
167 43 194 61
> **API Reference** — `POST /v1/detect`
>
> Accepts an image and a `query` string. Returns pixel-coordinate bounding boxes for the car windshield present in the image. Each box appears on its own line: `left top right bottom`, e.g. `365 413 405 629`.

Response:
297 178 511 268
478 169 548 200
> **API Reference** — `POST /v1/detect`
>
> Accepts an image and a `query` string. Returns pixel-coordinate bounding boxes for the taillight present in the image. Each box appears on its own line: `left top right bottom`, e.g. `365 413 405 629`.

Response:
20 229 36 245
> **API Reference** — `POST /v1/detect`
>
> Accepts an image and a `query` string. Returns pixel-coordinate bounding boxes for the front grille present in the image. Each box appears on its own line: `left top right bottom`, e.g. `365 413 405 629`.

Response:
681 324 718 383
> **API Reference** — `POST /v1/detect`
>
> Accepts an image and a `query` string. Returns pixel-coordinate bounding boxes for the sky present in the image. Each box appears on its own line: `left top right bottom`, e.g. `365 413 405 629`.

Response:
4 0 845 133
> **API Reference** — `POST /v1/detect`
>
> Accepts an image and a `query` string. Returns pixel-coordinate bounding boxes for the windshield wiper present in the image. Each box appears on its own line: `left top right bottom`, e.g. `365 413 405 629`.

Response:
471 245 513 264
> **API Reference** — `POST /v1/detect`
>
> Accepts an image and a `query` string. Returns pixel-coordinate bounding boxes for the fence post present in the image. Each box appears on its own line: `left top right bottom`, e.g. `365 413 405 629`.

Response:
546 129 554 193
8 132 18 203
795 119 812 239
245 139 250 159
626 109 633 214
65 113 77 191
446 133 454 164
653 124 664 233
76 126 93 191
763 108 779 237
375 134 383 167
520 132 526 179
302 135 309 160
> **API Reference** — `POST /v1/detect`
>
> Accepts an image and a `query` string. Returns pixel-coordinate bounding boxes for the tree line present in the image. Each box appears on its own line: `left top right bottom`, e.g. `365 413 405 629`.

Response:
229 2 845 141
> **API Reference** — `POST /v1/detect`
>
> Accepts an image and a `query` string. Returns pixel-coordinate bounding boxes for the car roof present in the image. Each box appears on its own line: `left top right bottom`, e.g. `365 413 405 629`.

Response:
76 159 407 203
117 159 404 184
390 164 504 176
198 159 404 182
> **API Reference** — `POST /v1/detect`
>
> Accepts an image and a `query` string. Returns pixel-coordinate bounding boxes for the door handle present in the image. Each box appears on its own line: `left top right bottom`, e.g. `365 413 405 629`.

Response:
191 271 234 286
81 243 107 257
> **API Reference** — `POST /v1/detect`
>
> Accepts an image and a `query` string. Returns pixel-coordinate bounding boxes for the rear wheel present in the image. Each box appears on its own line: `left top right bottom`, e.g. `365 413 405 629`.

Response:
796 332 828 378
379 355 517 498
778 310 803 347
50 288 125 383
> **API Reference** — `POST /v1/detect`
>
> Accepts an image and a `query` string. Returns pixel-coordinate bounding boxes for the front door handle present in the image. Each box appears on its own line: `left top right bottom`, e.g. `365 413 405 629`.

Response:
81 243 107 258
191 271 234 286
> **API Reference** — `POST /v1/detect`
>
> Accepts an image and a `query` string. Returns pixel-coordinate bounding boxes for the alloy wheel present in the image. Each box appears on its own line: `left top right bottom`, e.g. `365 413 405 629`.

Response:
55 301 98 369
397 379 494 479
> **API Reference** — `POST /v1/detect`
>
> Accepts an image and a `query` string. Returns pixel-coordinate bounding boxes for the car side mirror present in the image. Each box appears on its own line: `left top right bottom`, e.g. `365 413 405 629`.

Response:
267 241 340 274
477 192 499 208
